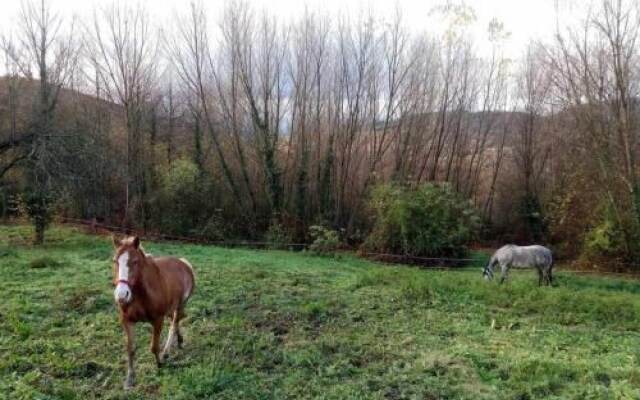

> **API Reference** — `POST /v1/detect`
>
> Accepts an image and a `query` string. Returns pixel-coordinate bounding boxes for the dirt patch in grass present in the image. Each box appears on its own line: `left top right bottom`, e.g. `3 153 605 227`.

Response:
66 288 111 314
29 256 63 269
252 310 296 344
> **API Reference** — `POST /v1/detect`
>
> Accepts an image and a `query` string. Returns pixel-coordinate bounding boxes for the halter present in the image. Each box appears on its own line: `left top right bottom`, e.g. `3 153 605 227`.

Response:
117 279 132 288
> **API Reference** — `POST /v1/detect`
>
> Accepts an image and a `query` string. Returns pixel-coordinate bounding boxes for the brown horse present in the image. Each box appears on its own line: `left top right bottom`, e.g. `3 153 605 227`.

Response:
111 236 195 390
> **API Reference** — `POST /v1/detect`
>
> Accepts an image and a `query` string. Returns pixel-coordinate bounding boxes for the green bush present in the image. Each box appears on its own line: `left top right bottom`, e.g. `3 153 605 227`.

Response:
582 208 627 259
154 158 202 235
583 218 617 255
265 221 293 250
363 183 480 257
308 225 341 256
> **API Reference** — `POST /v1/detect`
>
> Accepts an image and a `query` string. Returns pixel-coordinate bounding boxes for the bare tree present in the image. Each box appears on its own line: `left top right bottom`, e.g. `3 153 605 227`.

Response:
548 0 640 255
0 40 29 182
2 0 79 243
231 6 288 219
170 2 260 228
464 18 511 200
86 3 158 227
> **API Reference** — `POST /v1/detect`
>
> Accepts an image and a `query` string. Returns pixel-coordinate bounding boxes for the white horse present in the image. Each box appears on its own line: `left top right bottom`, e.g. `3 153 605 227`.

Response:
483 244 553 286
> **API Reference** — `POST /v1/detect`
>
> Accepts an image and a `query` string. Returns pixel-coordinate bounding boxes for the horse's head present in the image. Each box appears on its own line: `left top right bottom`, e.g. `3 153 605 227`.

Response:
111 235 145 305
481 264 493 280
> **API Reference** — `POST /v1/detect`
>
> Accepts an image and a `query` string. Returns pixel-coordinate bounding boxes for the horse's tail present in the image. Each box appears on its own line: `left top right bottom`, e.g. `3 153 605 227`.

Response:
180 258 194 272
179 258 196 300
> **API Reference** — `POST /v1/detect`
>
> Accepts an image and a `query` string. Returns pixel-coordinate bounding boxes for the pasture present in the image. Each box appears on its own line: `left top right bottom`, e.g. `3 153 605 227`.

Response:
1 225 639 399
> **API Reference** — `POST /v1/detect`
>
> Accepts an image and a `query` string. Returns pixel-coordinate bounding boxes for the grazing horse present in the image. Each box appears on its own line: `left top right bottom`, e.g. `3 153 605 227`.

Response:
111 236 195 390
482 244 553 286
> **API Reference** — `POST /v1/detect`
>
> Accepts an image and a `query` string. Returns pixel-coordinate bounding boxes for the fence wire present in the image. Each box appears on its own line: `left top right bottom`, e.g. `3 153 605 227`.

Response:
28 217 639 278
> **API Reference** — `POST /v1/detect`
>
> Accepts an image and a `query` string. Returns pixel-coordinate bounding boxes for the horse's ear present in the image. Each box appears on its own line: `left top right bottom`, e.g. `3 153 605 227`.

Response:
112 235 121 248
132 236 141 249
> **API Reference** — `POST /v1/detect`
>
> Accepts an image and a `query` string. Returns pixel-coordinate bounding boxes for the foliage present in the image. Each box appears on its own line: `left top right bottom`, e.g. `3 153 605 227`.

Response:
544 182 593 259
582 212 628 259
293 149 310 221
198 217 230 242
1 225 640 399
307 224 341 256
2 0 640 267
318 136 335 222
23 184 54 245
154 158 203 235
8 194 30 220
159 158 201 196
265 221 293 250
545 177 636 263
364 183 480 257
518 193 545 242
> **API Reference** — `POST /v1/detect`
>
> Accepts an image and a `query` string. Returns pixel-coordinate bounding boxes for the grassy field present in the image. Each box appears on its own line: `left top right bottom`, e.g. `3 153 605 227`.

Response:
1 225 639 399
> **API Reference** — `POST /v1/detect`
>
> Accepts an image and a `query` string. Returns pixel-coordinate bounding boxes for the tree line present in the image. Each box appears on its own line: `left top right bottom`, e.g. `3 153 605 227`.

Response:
1 0 639 266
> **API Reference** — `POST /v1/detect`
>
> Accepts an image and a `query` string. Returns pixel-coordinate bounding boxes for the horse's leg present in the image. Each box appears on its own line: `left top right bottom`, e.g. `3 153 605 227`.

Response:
175 305 185 349
151 317 164 367
161 311 180 361
537 267 543 286
122 320 136 390
499 264 508 284
176 328 184 349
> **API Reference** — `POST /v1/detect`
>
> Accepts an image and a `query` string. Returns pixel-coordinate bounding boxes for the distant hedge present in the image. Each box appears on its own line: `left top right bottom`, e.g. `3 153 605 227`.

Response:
363 183 480 258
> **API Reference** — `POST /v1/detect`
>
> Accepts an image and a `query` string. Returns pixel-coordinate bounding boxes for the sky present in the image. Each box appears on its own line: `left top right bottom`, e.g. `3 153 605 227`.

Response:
0 0 571 60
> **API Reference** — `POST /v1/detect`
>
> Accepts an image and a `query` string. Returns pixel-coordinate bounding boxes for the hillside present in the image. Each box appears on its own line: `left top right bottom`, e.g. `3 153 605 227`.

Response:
1 225 639 399
0 76 124 118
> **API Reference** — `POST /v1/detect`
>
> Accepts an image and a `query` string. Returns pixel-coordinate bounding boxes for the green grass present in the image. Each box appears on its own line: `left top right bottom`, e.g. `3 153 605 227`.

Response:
1 225 640 399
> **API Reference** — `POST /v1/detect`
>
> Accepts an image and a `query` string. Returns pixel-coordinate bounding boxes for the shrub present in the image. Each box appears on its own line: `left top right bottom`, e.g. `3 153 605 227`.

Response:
363 183 480 258
154 158 202 235
199 217 229 241
8 194 30 220
159 158 200 195
518 193 545 241
308 225 341 256
545 176 640 263
265 221 293 250
582 207 628 260
583 218 618 256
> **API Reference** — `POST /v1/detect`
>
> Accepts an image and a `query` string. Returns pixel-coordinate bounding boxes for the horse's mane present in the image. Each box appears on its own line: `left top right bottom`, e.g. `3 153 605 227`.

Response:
121 236 152 257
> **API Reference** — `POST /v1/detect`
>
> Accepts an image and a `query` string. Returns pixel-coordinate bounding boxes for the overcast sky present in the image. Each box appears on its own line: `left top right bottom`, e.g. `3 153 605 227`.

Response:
0 0 575 60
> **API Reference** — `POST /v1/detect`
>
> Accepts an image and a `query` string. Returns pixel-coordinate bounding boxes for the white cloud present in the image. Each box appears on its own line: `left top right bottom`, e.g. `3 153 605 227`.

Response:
0 0 561 63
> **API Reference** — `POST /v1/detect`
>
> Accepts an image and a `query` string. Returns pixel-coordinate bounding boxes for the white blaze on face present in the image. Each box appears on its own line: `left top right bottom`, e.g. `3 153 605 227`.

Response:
114 251 132 303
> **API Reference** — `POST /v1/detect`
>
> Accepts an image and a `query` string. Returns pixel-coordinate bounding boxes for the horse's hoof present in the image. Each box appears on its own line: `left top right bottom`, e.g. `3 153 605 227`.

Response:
124 381 135 390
